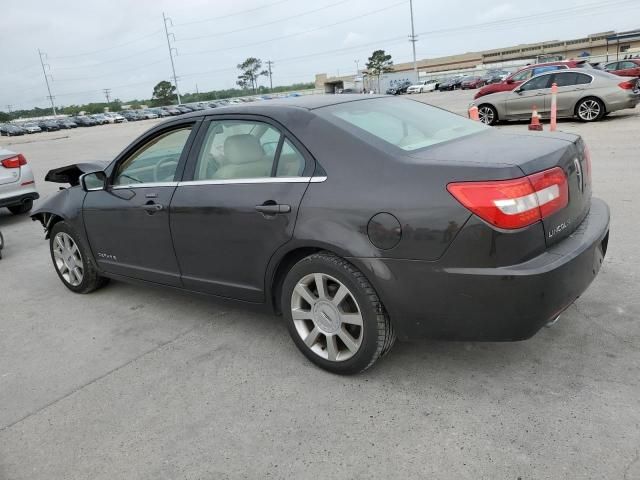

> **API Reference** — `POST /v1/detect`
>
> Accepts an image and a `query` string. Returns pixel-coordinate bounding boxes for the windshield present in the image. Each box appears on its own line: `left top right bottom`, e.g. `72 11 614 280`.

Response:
319 97 488 152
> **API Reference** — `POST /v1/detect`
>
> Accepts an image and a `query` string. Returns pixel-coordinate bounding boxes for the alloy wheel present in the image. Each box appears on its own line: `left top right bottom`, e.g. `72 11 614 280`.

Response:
578 100 601 121
52 232 84 286
478 106 495 124
290 273 364 362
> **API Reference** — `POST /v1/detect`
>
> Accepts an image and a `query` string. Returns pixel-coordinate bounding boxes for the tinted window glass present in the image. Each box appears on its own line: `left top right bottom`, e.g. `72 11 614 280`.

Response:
520 74 551 91
276 139 305 177
553 72 578 87
604 62 619 71
511 69 533 82
194 120 280 180
114 127 191 185
619 61 638 69
320 98 487 152
575 73 592 85
533 65 563 75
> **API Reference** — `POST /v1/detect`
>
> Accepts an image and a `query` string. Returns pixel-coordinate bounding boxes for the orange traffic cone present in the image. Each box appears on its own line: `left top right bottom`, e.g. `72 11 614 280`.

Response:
468 105 479 121
528 105 543 131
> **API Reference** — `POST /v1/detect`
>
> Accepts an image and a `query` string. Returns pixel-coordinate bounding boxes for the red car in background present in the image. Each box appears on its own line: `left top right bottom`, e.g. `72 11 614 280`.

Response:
474 60 588 100
461 76 487 89
603 59 640 77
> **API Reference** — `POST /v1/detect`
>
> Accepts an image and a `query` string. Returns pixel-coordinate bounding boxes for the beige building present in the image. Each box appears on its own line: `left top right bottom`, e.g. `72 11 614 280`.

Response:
316 28 640 92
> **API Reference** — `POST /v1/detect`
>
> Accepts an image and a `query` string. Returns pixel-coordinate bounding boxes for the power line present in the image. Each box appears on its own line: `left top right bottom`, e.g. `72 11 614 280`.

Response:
163 12 181 104
172 0 292 27
181 0 407 58
49 30 163 59
177 0 347 42
37 49 57 116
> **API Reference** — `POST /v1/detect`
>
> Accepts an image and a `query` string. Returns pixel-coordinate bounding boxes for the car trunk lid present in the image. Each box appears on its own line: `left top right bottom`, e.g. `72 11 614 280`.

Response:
408 129 591 247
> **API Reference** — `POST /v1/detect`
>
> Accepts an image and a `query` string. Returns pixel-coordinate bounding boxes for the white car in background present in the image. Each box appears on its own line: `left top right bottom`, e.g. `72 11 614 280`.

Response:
0 148 39 215
406 79 438 94
103 112 126 123
21 123 42 134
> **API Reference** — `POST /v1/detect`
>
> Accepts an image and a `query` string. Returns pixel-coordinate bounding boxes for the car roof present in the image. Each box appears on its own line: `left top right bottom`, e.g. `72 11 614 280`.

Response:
176 94 388 119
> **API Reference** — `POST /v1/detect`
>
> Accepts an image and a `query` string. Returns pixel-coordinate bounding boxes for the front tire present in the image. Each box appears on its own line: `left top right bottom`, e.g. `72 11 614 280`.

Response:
478 104 498 125
8 200 33 215
281 252 395 374
49 222 108 294
576 97 605 122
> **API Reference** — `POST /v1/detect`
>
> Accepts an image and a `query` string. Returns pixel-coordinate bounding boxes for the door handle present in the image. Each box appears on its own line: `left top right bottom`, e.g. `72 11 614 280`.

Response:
142 202 164 212
255 203 291 214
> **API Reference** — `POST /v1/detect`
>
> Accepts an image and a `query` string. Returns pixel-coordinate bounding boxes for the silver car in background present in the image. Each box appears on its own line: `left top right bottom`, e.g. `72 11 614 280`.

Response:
0 148 39 215
474 68 640 125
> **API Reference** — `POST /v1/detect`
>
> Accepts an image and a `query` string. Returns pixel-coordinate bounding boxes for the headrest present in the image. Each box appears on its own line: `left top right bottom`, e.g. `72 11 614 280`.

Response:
223 134 264 165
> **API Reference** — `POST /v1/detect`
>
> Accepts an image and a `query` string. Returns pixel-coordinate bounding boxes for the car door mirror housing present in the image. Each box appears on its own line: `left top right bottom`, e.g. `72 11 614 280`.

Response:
81 171 107 192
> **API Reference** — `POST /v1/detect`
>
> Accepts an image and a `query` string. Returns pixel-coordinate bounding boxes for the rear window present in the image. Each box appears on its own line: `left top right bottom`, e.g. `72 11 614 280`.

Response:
319 98 487 152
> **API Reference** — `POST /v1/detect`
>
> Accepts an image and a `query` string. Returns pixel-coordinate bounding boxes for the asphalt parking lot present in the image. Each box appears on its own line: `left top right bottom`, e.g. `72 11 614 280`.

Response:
1 91 639 479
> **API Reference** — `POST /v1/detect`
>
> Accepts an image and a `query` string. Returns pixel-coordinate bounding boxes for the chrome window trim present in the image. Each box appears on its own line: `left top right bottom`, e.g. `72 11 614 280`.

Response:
112 182 179 189
177 176 327 187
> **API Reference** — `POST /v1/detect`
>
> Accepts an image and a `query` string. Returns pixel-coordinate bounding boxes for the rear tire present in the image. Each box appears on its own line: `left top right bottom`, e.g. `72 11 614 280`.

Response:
8 200 33 215
576 97 605 122
281 251 395 374
49 222 109 294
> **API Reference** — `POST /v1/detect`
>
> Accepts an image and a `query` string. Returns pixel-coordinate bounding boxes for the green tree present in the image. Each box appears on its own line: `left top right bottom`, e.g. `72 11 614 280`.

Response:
365 50 394 93
152 80 177 106
236 58 268 94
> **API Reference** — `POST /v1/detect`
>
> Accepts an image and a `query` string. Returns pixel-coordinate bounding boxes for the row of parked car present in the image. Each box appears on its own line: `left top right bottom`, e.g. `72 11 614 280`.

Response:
1 93 306 137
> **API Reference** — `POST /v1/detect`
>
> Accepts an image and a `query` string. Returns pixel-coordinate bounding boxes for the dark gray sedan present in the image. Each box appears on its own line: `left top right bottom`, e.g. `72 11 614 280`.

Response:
32 95 609 374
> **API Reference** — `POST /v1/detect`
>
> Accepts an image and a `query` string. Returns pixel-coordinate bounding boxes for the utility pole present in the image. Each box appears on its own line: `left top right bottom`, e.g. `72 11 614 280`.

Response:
266 60 274 91
355 59 360 76
163 12 181 104
38 49 57 116
408 0 418 83
103 88 111 104
6 105 12 116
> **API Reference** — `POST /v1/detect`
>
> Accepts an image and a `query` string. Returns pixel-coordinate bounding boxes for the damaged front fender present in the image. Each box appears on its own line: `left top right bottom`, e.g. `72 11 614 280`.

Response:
31 186 86 239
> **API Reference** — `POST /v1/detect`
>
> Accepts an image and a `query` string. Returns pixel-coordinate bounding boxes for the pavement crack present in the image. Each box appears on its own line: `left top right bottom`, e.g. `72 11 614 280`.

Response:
0 314 225 433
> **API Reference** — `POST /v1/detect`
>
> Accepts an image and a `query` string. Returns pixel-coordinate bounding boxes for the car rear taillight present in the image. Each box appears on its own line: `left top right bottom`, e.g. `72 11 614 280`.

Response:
618 80 636 90
1 154 27 169
447 167 568 230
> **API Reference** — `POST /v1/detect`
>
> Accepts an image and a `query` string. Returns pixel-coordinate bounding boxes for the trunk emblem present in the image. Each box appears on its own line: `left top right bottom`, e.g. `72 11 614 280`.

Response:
574 158 584 193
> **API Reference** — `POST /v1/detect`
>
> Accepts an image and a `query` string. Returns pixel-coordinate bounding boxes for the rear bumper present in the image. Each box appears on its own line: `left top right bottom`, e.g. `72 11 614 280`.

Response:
0 191 39 208
354 198 610 341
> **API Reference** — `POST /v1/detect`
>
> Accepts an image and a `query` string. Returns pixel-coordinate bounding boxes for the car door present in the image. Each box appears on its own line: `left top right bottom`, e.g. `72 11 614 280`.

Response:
170 116 315 302
83 120 200 286
504 73 553 119
616 61 640 77
550 71 594 116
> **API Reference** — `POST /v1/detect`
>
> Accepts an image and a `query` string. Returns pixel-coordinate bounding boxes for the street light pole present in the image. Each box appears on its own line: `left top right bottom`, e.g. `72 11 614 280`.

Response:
409 0 419 83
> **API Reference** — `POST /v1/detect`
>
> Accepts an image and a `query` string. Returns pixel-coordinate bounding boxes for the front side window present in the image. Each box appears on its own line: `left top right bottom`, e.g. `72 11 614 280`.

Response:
520 74 552 91
193 120 285 180
114 127 192 185
604 62 619 71
319 97 487 152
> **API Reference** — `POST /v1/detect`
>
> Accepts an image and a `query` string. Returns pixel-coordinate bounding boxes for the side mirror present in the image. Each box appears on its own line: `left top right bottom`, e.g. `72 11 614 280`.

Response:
506 78 514 84
80 171 107 192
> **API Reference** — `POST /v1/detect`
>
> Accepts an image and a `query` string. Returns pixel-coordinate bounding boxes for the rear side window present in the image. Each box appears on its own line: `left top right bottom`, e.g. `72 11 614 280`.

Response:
319 98 487 152
552 72 592 87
